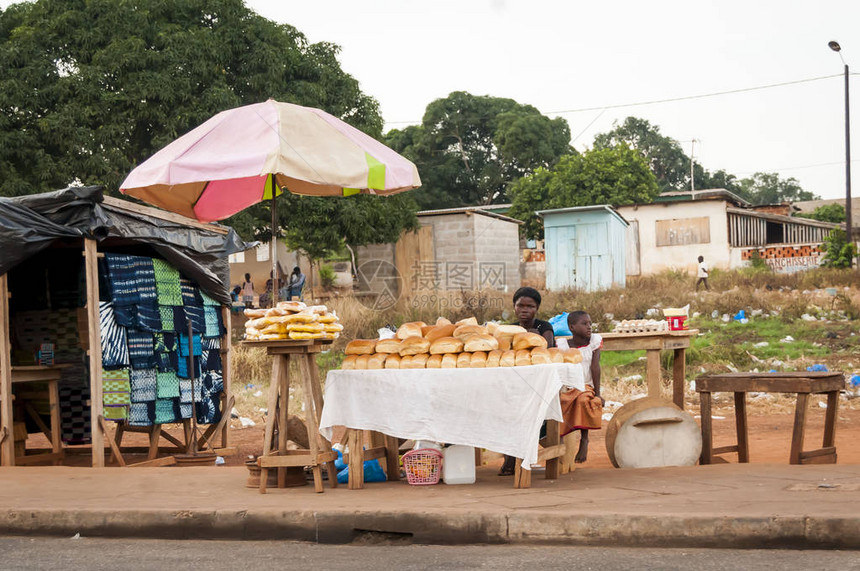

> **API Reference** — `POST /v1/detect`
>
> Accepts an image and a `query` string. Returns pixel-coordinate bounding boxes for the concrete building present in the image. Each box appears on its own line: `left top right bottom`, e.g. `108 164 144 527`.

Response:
355 207 522 307
228 241 308 303
537 205 628 291
617 190 841 275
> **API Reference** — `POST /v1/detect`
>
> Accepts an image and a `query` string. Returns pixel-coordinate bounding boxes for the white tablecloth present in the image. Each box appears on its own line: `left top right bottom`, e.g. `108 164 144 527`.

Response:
319 363 585 469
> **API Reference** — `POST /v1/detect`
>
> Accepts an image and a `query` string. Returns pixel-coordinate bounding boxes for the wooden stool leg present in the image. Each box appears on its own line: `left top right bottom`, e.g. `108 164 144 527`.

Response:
699 391 713 464
513 458 531 489
300 354 324 493
474 447 483 467
148 425 162 460
734 392 749 463
545 419 561 479
673 348 686 410
790 393 810 465
262 356 283 456
646 349 661 399
347 429 364 490
277 355 290 489
259 464 268 494
384 435 400 481
306 354 337 488
49 380 62 464
111 422 126 465
823 391 839 448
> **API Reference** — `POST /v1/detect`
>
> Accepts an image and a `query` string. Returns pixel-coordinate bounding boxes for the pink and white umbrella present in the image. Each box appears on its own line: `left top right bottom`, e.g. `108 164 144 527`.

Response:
120 99 421 222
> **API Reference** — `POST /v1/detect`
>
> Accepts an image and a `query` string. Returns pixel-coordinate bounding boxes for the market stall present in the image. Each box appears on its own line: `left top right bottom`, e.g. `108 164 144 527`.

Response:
0 187 247 467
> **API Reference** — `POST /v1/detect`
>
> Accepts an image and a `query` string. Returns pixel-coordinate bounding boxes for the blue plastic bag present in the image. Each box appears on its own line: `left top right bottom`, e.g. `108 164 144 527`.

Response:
850 375 860 387
335 454 387 484
806 364 829 372
549 312 572 337
733 310 746 321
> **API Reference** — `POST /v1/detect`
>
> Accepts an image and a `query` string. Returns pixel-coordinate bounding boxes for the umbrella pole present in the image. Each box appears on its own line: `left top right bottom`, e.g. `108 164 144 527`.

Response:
271 176 278 306
187 318 199 455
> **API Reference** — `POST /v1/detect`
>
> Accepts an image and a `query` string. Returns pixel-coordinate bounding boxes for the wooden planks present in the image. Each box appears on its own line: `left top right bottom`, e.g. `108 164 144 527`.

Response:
0 274 13 466
696 374 844 394
84 239 105 467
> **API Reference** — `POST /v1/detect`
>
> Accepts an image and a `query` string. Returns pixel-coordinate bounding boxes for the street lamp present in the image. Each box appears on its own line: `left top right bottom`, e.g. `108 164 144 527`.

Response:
829 40 853 267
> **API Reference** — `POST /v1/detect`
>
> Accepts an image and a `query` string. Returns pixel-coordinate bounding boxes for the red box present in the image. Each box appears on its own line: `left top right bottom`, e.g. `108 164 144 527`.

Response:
666 315 687 331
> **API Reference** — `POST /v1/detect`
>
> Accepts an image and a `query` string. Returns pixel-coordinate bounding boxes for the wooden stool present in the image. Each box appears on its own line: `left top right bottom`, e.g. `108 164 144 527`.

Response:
343 429 401 489
255 340 338 493
696 372 844 465
513 419 566 488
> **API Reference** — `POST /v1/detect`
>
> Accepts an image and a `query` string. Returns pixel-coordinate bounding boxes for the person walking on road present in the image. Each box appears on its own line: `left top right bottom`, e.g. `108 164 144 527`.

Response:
696 256 710 291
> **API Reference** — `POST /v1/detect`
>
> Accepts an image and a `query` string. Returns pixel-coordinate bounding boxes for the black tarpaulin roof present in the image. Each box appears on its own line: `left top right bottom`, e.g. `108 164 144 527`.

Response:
0 186 249 304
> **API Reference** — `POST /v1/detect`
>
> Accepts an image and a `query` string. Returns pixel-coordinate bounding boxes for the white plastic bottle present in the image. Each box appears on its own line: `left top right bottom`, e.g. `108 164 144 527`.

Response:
442 445 476 485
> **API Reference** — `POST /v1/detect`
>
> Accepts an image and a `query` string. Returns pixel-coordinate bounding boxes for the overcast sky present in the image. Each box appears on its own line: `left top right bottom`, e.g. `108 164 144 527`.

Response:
2 0 857 200
248 0 858 201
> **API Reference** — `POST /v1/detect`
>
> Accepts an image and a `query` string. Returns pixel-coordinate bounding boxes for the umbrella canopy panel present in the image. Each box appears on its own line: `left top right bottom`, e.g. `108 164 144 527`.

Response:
121 100 421 222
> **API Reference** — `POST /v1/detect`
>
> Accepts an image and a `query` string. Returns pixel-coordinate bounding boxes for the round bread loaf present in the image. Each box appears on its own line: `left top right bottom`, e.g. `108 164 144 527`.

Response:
384 354 401 369
463 334 499 352
399 336 431 356
514 349 532 366
470 351 487 368
341 355 357 370
499 350 516 367
399 355 414 368
367 353 386 369
429 336 464 354
455 316 478 326
563 348 583 364
547 347 564 363
530 347 551 365
375 338 402 354
426 324 456 343
453 324 488 340
456 352 472 368
436 316 452 326
345 339 376 355
512 332 548 351
486 349 502 368
355 354 370 369
426 354 443 368
441 353 458 368
409 353 429 368
396 321 425 340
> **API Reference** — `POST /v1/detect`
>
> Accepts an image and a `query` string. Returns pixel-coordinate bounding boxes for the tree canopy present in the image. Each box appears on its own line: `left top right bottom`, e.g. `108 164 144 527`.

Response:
508 145 660 239
0 0 416 255
385 91 572 210
735 172 816 205
794 203 846 223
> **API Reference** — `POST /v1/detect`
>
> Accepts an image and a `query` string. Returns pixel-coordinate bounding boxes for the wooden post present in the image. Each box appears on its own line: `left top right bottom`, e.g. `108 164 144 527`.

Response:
823 390 839 448
734 392 749 463
646 349 661 399
699 391 713 465
0 274 14 466
277 354 290 488
789 393 809 465
672 348 686 409
84 239 105 467
220 305 231 448
544 419 561 479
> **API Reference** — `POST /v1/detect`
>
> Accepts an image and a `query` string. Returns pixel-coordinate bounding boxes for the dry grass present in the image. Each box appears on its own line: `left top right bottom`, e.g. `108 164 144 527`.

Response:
230 268 860 420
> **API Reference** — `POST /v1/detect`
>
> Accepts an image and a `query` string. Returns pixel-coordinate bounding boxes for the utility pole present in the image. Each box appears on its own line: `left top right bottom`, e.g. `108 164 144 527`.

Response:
829 40 853 267
690 139 697 192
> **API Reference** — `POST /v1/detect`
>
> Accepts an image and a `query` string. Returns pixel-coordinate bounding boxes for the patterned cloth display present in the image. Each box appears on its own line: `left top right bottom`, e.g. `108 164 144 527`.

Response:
126 329 156 369
155 398 179 424
152 258 182 306
132 256 157 303
103 369 131 418
129 402 154 426
99 302 130 369
130 368 157 402
201 290 220 307
180 277 202 306
135 303 161 332
183 304 206 334
178 333 202 357
177 355 201 380
156 371 181 399
59 385 92 445
104 253 140 306
203 306 222 338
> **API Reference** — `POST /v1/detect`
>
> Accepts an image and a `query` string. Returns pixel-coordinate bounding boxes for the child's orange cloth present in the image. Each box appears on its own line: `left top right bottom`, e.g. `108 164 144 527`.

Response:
559 387 603 434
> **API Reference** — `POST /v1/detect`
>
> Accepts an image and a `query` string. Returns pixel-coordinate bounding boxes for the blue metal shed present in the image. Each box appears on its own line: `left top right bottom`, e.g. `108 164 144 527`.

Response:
537 205 628 291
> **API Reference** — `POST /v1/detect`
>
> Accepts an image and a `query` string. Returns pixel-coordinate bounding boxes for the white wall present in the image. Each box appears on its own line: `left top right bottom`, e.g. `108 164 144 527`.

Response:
616 200 730 276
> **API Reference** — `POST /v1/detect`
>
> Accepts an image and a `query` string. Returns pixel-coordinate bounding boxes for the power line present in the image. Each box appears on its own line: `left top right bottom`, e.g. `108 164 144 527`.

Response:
385 72 858 126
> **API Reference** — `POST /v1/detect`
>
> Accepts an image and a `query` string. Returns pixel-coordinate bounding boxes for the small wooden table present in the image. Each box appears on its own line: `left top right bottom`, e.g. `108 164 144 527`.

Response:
245 339 338 493
10 365 65 465
600 330 698 409
696 372 844 465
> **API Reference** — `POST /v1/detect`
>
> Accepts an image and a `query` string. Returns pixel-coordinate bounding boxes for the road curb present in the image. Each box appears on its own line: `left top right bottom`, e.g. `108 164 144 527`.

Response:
1 508 858 548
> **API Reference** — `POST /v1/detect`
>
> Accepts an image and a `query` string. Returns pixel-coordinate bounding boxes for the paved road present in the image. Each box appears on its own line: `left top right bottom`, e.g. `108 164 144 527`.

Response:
1 537 858 570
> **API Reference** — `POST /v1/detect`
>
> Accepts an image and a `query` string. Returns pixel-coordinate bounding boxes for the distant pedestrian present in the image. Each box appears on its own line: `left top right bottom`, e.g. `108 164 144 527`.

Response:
242 273 255 307
696 256 710 291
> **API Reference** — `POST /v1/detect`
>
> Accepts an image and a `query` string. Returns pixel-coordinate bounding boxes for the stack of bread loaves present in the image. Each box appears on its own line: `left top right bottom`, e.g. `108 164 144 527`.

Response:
342 316 582 370
244 301 343 341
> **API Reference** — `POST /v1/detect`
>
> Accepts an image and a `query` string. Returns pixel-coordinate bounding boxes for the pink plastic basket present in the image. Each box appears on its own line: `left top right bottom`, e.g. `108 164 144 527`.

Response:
402 448 443 485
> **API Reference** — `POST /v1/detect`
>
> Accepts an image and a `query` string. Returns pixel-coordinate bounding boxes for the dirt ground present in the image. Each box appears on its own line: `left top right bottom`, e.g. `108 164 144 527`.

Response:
22 399 860 469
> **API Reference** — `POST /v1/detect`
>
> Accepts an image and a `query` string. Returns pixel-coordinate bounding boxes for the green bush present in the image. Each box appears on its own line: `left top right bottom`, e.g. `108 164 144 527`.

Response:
821 229 857 269
318 264 337 289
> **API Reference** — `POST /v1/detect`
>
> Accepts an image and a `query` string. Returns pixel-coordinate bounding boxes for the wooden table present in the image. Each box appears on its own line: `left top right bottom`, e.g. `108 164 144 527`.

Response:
9 365 65 465
600 330 698 409
696 372 844 465
244 339 338 493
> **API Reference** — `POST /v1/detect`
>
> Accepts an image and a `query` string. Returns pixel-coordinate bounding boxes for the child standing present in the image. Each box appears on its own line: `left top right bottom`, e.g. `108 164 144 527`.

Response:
562 310 605 463
696 255 710 291
241 273 255 308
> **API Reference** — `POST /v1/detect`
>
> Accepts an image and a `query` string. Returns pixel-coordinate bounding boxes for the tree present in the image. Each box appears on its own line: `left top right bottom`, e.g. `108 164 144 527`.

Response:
736 172 817 205
508 145 660 239
795 203 846 223
593 117 690 192
820 228 856 268
0 0 416 250
385 91 572 210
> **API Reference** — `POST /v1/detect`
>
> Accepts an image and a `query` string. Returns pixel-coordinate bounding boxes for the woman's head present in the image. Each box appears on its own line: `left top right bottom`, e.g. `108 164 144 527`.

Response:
244 273 251 281
513 287 542 323
698 255 704 263
567 310 592 338
293 266 301 275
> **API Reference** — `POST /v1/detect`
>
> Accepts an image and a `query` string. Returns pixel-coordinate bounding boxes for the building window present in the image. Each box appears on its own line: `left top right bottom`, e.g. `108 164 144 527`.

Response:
655 217 711 247
765 221 784 244
228 252 245 263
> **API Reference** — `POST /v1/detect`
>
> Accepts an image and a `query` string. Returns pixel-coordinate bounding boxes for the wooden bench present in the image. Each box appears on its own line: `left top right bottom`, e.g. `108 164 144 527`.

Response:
696 372 844 465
